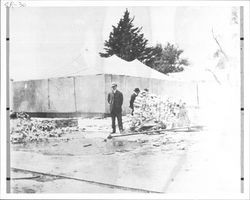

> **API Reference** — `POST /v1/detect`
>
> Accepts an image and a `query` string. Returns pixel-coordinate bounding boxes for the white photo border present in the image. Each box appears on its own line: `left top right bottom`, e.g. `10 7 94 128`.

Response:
1 0 249 199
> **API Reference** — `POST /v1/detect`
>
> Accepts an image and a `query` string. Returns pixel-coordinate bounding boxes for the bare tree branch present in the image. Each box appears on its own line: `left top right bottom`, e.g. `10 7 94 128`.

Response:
211 28 228 60
205 68 221 85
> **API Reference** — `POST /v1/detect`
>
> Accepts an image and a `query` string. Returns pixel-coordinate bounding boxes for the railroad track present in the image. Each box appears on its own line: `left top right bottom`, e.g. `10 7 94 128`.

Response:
11 167 162 193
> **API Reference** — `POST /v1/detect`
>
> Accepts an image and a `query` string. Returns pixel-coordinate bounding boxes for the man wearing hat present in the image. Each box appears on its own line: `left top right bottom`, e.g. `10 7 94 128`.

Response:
129 88 140 115
108 82 124 133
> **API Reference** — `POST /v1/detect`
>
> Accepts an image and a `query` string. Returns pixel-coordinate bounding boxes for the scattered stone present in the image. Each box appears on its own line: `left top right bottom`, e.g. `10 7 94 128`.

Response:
136 139 148 144
10 113 80 144
129 91 191 132
107 135 112 139
116 149 129 153
83 144 92 147
102 152 115 155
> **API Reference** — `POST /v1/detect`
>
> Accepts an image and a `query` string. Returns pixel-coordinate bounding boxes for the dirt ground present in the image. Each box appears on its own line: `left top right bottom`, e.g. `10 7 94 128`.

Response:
10 85 241 194
11 125 201 193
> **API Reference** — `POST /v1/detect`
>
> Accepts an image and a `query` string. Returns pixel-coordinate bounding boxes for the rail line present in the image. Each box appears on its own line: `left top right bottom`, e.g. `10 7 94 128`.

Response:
11 167 162 193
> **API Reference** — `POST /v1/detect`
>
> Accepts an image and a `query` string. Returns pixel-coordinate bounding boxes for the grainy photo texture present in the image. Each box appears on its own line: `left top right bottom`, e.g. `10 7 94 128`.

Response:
7 5 242 194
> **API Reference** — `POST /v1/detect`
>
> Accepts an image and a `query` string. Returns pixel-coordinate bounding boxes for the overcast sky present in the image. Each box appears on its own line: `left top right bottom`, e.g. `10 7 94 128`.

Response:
9 6 238 80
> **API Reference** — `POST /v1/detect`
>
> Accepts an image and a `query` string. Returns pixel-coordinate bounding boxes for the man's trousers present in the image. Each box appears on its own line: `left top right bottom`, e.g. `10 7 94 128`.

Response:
111 112 123 133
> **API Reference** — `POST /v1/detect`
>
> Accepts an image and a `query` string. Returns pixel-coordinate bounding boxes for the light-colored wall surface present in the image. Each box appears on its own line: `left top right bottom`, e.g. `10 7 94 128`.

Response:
12 75 199 116
12 79 49 112
75 75 106 113
48 77 76 112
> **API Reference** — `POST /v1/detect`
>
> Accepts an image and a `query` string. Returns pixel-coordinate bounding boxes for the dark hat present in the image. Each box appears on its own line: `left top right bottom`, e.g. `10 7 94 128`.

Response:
134 88 140 92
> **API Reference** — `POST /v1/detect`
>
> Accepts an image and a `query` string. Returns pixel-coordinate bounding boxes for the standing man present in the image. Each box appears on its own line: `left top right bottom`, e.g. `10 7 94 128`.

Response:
129 88 140 115
108 82 124 133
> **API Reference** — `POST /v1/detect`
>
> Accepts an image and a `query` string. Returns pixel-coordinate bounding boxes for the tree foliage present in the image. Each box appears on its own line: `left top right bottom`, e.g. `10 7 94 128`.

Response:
99 9 150 62
100 9 189 74
147 43 189 74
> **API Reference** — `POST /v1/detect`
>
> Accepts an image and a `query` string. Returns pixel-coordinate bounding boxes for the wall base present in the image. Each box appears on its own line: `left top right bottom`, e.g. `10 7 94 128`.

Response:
25 112 109 118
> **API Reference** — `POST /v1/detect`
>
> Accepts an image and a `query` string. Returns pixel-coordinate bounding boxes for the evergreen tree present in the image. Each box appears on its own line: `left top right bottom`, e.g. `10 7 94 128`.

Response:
100 9 189 74
99 9 150 62
148 43 189 74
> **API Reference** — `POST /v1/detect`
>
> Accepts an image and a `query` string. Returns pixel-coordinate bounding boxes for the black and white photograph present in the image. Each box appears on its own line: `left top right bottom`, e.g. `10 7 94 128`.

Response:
0 0 249 199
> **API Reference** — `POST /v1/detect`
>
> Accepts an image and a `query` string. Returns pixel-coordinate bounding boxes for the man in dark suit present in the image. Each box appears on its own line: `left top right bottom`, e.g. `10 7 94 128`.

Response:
108 82 124 133
129 88 140 115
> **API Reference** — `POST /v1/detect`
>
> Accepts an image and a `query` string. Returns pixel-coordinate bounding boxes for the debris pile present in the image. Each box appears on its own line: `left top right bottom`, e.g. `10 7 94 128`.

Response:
51 119 78 128
130 91 190 132
10 113 79 143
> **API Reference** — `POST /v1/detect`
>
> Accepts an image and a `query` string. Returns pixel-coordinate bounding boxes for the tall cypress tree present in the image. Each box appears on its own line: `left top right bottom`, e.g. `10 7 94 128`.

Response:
99 9 149 62
100 9 189 74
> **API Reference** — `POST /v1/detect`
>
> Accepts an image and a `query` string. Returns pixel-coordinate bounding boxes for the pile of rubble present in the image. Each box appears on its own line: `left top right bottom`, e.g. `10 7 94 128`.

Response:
129 91 190 132
10 112 79 144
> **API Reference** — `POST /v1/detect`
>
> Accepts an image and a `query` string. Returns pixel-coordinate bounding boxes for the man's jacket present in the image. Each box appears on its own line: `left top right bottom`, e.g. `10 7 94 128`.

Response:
129 93 137 109
108 90 123 113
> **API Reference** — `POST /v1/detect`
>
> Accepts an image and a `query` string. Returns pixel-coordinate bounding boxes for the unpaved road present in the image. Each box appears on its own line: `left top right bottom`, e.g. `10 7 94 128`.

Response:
11 130 199 193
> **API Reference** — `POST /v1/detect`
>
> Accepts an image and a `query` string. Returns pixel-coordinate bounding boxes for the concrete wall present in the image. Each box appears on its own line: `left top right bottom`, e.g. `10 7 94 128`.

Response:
12 74 199 117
